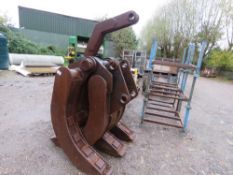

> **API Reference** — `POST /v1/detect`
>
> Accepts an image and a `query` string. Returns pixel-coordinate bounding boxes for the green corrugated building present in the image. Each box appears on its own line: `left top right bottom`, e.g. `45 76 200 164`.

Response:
18 6 116 57
18 6 98 49
19 6 97 39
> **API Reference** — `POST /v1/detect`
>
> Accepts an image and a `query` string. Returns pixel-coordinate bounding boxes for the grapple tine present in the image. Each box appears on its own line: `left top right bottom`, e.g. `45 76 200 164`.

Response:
95 131 126 157
110 121 136 142
82 74 109 145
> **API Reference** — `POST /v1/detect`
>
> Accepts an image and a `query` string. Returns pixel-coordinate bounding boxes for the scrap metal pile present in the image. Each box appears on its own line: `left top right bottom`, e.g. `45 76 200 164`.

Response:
51 11 139 175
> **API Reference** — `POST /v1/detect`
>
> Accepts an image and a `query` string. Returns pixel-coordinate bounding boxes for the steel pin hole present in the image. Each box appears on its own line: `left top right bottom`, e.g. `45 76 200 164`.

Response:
120 95 128 104
128 13 135 21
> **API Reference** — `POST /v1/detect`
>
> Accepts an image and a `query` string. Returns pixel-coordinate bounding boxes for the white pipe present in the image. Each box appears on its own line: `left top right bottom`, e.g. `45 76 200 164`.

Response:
9 53 64 66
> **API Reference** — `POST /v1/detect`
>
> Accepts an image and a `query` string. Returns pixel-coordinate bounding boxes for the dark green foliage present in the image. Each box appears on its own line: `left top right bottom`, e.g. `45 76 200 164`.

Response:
0 19 65 56
205 49 233 71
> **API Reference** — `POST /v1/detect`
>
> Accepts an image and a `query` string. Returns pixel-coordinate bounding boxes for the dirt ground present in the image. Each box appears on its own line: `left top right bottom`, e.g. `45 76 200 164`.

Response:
0 70 233 175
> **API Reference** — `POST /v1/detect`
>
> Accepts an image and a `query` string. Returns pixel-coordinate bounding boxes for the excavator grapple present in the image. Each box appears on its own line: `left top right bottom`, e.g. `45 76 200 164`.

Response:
51 11 139 175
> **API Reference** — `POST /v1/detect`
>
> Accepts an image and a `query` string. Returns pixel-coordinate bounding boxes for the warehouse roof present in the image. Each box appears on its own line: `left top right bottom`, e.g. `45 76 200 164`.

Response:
18 6 98 38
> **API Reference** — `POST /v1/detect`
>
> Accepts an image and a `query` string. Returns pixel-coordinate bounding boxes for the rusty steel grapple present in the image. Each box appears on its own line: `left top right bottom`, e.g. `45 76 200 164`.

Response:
51 11 139 175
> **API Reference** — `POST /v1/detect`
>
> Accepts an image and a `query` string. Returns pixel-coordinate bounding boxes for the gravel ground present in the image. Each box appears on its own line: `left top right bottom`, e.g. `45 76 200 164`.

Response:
0 70 233 175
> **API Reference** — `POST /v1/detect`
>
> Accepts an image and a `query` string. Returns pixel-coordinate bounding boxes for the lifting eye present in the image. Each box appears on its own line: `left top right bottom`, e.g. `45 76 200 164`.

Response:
128 13 135 21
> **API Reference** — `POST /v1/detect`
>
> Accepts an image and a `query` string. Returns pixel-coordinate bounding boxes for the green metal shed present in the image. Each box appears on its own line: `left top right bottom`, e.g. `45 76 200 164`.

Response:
17 6 116 57
18 6 98 38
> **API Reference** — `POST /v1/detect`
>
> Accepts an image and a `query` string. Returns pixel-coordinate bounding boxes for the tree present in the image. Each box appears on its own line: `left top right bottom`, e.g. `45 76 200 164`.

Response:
111 27 138 56
194 0 224 58
140 0 226 59
0 13 11 34
222 0 233 51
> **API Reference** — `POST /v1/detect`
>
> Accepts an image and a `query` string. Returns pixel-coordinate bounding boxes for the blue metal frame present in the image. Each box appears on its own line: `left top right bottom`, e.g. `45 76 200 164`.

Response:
177 43 196 113
147 39 158 70
183 41 207 130
180 43 195 92
141 40 207 131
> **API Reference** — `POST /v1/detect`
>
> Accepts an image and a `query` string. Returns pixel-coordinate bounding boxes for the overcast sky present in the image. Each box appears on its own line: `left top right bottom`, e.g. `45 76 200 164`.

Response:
0 0 170 36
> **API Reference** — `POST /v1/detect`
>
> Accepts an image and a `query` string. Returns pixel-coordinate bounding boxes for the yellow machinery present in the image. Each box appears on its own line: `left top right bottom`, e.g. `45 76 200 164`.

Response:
64 36 77 64
131 68 139 85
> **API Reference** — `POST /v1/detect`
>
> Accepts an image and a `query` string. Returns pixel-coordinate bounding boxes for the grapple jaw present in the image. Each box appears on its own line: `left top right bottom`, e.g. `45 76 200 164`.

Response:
51 11 139 175
51 57 137 174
